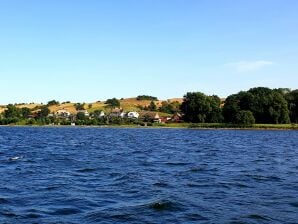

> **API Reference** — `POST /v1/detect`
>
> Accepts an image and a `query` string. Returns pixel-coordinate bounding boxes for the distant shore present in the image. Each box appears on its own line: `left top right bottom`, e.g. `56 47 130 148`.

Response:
1 123 297 130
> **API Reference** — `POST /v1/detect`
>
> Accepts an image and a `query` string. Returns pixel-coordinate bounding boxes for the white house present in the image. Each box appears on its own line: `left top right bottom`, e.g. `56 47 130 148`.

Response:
120 112 127 118
99 111 105 117
56 109 71 118
127 111 140 119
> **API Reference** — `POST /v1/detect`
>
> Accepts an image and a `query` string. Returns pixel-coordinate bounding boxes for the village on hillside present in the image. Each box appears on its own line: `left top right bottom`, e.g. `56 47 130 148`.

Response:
0 87 297 127
0 96 185 126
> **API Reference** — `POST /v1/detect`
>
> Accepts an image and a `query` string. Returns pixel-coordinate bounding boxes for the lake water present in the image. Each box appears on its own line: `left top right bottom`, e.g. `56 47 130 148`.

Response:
0 127 297 223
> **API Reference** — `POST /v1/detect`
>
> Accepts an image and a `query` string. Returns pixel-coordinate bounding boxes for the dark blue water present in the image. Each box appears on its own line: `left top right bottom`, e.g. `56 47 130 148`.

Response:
0 127 297 224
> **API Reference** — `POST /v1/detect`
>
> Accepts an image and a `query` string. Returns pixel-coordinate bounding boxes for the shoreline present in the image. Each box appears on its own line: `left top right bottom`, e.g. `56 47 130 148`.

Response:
0 124 297 130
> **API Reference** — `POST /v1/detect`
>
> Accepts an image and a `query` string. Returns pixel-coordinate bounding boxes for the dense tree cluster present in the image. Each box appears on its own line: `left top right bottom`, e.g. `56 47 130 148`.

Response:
181 87 297 125
223 87 290 124
136 95 158 101
47 100 60 106
181 92 223 123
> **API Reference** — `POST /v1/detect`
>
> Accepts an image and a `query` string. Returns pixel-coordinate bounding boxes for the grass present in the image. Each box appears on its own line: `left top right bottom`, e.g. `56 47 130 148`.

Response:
152 123 298 130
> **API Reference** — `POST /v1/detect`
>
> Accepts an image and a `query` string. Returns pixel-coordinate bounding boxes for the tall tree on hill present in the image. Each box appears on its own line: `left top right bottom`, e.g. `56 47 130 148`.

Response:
148 101 157 111
105 98 120 108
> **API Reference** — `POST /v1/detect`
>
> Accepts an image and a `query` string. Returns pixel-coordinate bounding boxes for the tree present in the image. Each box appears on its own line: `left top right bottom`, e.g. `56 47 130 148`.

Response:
76 112 86 120
136 95 158 101
148 101 157 111
286 89 298 123
223 87 290 124
207 95 224 123
159 101 181 114
181 92 222 123
20 107 31 118
105 98 120 108
234 110 255 126
47 100 60 106
38 106 50 118
75 103 85 111
4 104 21 119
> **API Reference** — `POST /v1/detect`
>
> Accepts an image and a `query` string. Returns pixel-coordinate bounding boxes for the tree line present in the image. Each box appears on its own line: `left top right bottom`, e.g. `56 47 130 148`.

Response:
181 87 298 125
0 87 297 126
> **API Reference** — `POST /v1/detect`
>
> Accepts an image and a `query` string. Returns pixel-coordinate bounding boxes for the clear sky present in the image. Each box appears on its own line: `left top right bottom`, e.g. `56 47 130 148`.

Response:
0 0 297 104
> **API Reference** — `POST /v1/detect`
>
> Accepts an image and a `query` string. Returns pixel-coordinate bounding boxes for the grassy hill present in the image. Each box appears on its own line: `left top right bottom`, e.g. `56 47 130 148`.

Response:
2 98 183 115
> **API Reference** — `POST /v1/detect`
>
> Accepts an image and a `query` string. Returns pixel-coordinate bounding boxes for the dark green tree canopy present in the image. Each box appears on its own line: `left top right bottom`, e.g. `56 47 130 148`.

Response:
75 103 85 111
148 101 157 111
47 100 60 106
105 98 120 108
223 87 290 124
38 106 50 118
136 95 158 101
181 92 222 123
234 110 255 126
4 104 21 119
76 112 86 120
286 89 298 123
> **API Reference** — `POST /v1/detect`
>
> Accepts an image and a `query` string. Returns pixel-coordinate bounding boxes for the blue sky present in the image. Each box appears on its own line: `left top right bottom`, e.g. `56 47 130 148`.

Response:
0 0 297 104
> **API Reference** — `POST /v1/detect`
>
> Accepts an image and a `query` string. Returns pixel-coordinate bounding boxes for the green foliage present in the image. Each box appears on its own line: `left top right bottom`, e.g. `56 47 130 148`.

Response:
76 112 86 120
286 89 298 123
181 92 223 123
136 95 158 101
47 100 60 106
148 101 157 111
234 110 255 126
159 101 181 114
4 104 21 119
38 106 50 118
20 107 31 118
105 98 120 108
223 87 290 124
75 103 85 111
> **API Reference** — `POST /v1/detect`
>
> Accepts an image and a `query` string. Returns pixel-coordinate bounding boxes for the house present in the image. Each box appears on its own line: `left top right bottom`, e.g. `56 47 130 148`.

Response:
109 108 123 117
153 113 161 123
171 112 183 122
127 111 139 119
139 112 161 123
120 112 126 118
99 111 105 117
56 109 71 118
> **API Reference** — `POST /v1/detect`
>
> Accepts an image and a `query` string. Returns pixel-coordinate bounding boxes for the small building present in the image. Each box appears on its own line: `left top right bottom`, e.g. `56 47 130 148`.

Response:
56 109 71 118
99 111 105 117
139 112 161 123
153 113 161 123
171 112 183 122
127 111 140 119
120 112 127 118
109 108 123 117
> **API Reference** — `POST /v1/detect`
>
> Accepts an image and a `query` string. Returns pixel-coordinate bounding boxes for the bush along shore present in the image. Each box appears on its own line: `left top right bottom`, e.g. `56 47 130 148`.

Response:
0 87 297 129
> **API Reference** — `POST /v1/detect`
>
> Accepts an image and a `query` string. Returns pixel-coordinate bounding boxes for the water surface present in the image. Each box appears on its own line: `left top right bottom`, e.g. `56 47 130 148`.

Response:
0 127 297 223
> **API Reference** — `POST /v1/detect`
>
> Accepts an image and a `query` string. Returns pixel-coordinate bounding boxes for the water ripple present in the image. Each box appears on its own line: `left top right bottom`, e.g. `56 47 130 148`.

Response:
0 127 297 223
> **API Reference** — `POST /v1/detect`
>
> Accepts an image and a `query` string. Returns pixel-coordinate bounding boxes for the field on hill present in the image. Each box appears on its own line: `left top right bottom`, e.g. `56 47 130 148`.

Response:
1 98 183 115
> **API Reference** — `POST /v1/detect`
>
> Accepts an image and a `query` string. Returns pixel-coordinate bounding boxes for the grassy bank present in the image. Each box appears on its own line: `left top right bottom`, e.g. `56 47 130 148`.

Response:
1 122 298 130
151 122 298 130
